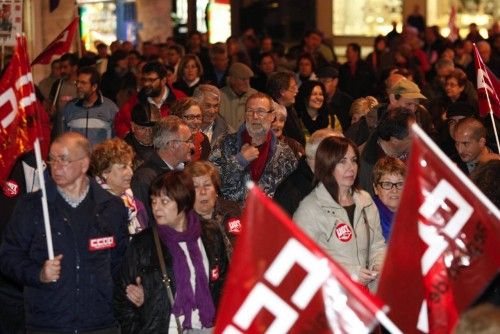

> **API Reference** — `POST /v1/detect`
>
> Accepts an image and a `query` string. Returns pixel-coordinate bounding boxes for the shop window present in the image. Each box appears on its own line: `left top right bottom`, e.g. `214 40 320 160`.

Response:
427 0 499 39
333 0 402 36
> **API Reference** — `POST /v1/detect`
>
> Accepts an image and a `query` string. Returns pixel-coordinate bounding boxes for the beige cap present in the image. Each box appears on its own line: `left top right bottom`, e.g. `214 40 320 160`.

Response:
228 62 254 79
388 79 427 99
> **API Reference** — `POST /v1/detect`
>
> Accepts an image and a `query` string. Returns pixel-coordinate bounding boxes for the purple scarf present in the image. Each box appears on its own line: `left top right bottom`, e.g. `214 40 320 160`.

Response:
156 211 215 329
373 196 394 241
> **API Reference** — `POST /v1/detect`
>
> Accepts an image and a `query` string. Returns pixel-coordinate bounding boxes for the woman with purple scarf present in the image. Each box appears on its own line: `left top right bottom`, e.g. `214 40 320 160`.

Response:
372 156 406 241
114 171 228 333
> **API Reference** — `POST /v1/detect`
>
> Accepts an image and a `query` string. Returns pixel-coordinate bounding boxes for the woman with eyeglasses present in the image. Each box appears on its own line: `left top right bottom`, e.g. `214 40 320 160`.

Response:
294 136 385 291
170 98 211 161
173 54 204 96
372 156 406 241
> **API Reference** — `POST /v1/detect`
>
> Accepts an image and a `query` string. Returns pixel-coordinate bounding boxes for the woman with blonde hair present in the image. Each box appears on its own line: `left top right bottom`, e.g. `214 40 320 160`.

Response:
345 96 379 145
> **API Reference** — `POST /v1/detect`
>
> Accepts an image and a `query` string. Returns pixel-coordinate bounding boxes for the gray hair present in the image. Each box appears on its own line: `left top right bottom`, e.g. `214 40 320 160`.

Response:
53 131 91 158
193 84 221 103
305 128 343 160
152 116 186 150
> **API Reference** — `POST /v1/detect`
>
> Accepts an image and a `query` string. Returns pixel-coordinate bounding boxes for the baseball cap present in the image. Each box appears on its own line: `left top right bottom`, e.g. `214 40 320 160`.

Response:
388 79 427 99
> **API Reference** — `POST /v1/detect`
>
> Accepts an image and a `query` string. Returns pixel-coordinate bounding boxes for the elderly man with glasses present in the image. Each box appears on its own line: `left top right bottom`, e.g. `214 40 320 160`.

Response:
209 92 297 204
0 132 129 334
131 115 194 218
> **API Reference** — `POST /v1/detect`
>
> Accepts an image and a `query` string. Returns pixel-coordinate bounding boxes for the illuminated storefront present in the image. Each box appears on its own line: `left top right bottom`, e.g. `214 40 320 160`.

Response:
173 0 231 43
329 0 498 38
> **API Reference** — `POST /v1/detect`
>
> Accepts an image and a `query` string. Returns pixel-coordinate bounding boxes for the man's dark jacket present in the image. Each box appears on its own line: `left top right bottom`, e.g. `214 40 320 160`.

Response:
0 178 129 333
273 156 314 216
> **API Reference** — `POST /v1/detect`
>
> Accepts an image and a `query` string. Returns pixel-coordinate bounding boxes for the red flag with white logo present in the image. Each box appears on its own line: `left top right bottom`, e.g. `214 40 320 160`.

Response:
31 17 78 65
0 35 40 181
215 185 399 334
473 44 500 118
377 124 500 334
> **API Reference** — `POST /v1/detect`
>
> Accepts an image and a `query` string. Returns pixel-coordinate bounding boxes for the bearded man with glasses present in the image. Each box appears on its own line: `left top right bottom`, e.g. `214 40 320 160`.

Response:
114 61 186 138
209 92 297 204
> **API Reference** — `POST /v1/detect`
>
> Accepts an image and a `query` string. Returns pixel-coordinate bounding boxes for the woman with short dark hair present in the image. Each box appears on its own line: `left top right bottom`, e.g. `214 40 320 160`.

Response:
114 171 227 333
294 136 385 291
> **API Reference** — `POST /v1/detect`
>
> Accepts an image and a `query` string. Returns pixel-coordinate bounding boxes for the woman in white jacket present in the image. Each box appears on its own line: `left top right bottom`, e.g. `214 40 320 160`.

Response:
293 136 386 291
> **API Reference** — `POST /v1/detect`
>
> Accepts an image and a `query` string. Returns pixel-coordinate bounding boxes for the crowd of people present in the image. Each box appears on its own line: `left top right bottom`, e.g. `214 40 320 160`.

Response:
1 16 500 334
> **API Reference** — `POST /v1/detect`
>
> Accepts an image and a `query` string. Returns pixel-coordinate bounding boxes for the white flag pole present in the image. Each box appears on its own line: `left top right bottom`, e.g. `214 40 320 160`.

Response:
488 111 500 154
375 311 403 334
33 137 54 260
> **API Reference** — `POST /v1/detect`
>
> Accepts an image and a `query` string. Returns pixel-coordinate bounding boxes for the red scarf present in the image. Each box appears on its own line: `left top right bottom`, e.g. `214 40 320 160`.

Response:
242 130 272 182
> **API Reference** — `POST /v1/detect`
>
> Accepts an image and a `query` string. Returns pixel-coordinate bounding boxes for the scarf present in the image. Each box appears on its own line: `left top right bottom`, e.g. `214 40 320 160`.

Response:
95 176 145 235
242 130 272 182
157 211 215 329
373 196 394 241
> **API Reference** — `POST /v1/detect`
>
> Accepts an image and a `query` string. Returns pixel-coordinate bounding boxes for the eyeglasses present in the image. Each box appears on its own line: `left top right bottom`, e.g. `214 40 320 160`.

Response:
142 76 161 84
47 155 85 167
246 108 273 118
183 114 203 121
377 181 404 190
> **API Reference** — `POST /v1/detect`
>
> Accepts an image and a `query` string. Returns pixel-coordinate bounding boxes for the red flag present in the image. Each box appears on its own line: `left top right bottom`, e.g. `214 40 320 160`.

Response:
0 35 40 181
473 44 500 118
447 5 459 42
31 17 78 65
377 124 500 334
215 185 393 334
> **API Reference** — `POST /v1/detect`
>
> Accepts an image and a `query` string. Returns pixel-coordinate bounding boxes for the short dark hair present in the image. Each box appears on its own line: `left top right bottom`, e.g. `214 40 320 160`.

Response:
60 53 79 67
257 52 275 66
267 71 295 101
377 109 415 141
142 61 167 79
78 66 101 91
347 43 361 56
150 171 195 214
295 53 317 72
314 136 360 202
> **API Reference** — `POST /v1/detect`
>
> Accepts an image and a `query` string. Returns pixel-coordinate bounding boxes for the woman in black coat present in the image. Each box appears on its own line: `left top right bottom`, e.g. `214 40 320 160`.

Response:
114 171 227 334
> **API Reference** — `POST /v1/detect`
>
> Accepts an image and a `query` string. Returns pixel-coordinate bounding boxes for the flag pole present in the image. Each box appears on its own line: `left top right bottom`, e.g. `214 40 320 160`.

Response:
33 136 54 260
22 30 55 260
488 111 500 153
375 311 403 334
473 43 500 153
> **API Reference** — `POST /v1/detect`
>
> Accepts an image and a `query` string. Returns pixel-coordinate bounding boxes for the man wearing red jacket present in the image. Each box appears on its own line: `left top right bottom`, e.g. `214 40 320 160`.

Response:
114 61 186 138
